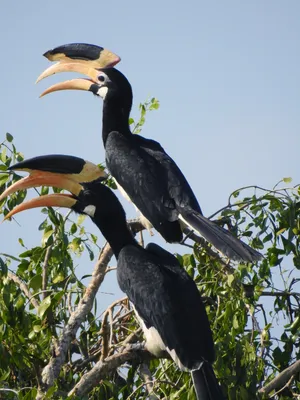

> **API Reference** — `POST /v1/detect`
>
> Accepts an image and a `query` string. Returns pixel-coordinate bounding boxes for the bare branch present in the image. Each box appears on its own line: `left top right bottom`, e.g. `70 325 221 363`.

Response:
138 363 159 399
99 309 110 362
37 242 113 399
42 245 53 299
259 359 300 395
68 345 159 398
7 271 39 311
260 291 300 297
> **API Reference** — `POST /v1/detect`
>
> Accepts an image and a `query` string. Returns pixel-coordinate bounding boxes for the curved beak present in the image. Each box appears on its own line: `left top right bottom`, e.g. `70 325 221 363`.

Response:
8 154 107 182
40 78 97 98
36 43 121 88
0 171 84 204
0 154 104 220
3 193 77 221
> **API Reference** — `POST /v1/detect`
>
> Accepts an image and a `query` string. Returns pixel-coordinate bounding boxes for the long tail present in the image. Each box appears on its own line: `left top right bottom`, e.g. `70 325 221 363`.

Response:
192 364 226 400
179 209 262 262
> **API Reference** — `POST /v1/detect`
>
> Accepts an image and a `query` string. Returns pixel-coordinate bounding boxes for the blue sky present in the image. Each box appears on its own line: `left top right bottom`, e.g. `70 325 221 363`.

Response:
1 1 300 311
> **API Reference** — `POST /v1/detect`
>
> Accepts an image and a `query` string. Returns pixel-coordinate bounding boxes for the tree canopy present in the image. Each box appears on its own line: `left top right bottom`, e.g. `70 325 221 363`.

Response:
0 101 300 399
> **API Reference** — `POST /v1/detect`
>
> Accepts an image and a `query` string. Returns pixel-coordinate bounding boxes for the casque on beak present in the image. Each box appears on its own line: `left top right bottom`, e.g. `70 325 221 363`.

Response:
1 171 82 221
0 154 103 220
36 43 120 96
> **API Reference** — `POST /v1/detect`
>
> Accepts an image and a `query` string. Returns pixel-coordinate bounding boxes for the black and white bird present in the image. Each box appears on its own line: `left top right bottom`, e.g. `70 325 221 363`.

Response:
1 154 226 400
37 44 262 263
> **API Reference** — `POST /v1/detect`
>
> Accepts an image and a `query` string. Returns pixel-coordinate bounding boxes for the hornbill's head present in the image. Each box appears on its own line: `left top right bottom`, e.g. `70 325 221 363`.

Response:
0 155 125 222
37 43 132 110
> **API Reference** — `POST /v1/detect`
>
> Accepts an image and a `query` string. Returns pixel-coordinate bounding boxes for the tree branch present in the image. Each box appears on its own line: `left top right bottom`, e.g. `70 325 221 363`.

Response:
37 242 113 399
259 359 300 395
68 345 159 398
42 245 53 299
7 271 39 311
260 291 300 297
138 363 159 399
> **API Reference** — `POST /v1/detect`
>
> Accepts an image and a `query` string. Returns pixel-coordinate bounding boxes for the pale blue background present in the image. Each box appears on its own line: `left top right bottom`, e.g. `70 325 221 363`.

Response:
1 1 299 313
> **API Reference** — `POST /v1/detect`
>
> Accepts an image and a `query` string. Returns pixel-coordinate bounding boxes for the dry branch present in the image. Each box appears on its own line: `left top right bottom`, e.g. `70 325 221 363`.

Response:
37 242 113 399
42 244 53 299
68 345 157 397
259 359 300 395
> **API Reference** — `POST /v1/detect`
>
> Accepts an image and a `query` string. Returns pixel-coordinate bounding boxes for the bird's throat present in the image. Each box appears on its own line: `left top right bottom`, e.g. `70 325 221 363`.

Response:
102 97 131 146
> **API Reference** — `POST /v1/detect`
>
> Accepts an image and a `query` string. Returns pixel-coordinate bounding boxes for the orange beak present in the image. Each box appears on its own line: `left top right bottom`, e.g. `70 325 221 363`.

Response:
3 193 77 221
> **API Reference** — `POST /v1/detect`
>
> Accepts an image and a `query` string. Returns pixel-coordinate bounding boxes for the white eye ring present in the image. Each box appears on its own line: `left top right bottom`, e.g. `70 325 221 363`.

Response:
98 75 106 83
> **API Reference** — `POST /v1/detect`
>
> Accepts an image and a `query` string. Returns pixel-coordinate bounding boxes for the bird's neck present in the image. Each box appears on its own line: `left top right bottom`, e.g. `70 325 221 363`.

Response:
93 214 137 258
102 97 132 146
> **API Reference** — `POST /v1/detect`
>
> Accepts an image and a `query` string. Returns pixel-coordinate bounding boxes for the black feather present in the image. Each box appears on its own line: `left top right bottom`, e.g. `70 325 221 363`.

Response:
179 208 262 262
192 364 226 400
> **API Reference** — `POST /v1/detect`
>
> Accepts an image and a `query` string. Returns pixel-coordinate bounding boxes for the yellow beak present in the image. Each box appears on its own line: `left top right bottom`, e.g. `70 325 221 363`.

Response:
36 44 120 84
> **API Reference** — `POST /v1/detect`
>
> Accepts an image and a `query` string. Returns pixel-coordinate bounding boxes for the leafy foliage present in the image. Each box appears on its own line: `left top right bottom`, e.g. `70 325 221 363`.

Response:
0 104 300 399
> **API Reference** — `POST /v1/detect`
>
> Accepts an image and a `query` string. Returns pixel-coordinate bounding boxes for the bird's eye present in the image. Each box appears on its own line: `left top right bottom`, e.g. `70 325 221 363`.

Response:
98 75 106 83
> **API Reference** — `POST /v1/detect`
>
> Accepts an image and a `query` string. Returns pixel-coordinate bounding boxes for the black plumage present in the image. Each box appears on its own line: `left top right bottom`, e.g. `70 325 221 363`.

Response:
89 68 262 263
4 155 226 399
73 179 226 400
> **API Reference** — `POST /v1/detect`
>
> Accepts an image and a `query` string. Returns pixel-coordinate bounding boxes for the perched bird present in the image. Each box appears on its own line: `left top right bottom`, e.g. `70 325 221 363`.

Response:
36 44 262 263
1 154 226 400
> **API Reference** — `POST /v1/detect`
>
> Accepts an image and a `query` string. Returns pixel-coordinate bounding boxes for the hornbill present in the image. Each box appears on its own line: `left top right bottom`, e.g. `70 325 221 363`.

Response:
1 155 226 400
36 44 262 263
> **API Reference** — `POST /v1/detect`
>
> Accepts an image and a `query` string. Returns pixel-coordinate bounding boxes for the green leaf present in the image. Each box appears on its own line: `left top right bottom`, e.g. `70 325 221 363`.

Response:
6 132 13 142
0 147 7 163
42 229 54 247
70 223 77 234
0 257 7 275
29 274 42 292
77 214 86 225
15 295 25 309
52 273 65 284
38 296 52 317
227 274 235 287
91 233 98 244
283 177 292 183
18 238 25 247
0 174 9 187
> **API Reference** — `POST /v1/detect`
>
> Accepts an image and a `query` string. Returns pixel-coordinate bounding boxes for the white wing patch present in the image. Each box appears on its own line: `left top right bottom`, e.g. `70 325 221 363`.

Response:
178 213 200 236
114 178 154 233
132 305 189 371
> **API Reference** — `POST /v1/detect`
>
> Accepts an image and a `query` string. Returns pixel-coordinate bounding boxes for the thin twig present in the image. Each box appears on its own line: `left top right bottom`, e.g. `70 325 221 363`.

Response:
260 291 300 297
42 245 53 299
68 345 158 398
259 359 300 395
100 310 110 362
138 363 159 399
7 271 39 311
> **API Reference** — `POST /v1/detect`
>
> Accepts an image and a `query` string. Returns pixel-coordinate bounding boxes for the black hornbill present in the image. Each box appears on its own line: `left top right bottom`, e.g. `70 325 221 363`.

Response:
1 155 226 400
36 43 262 263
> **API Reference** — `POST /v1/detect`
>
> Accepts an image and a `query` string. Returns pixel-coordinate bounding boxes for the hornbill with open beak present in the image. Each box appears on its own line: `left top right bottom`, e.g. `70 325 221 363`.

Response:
36 43 262 263
1 155 226 400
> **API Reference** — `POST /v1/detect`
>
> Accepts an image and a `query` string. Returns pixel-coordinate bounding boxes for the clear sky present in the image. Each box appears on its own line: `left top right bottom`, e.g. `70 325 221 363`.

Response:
1 1 300 312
